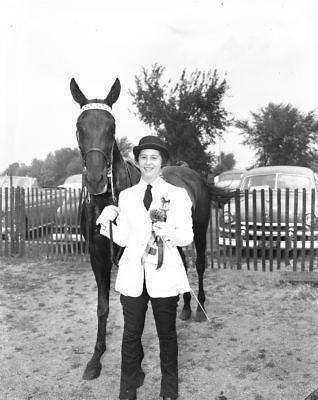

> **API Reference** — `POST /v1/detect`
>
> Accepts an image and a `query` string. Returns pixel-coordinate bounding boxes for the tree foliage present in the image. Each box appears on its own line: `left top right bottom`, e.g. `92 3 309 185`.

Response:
2 148 81 187
117 136 133 159
130 64 230 174
236 103 318 167
1 136 134 187
212 152 236 176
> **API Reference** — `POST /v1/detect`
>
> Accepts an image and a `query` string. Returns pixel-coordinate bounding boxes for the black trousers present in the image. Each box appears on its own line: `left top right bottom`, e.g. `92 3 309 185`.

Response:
119 283 179 399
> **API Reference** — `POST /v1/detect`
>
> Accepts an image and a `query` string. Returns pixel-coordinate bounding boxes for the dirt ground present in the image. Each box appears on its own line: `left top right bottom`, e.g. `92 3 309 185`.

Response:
1 258 318 400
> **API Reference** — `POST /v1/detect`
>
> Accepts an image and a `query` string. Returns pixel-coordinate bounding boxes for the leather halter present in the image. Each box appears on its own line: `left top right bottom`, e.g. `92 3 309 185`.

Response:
76 130 116 199
75 103 117 198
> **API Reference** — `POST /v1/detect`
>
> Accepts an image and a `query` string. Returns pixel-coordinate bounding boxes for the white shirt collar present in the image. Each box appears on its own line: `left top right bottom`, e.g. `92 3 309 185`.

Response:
138 175 165 191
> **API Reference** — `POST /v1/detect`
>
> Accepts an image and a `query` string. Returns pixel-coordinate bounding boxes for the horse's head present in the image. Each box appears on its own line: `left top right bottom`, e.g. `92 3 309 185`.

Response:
70 78 121 195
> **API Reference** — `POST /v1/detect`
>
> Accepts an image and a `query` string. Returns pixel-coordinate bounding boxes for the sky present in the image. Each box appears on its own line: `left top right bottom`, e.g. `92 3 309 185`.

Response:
1 0 317 173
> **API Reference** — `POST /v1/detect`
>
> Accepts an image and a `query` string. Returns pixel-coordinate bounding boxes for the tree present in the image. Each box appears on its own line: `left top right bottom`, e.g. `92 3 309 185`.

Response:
1 148 81 187
2 162 23 176
65 153 82 177
130 64 230 174
236 103 318 167
117 136 133 159
212 152 236 176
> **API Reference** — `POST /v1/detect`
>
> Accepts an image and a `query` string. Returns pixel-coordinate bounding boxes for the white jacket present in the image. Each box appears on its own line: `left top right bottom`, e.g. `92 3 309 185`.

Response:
107 177 193 297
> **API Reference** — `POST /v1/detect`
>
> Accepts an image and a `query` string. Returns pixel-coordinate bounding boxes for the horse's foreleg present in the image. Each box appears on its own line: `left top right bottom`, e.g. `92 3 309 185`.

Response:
83 284 109 380
83 240 111 380
193 224 207 322
178 247 192 320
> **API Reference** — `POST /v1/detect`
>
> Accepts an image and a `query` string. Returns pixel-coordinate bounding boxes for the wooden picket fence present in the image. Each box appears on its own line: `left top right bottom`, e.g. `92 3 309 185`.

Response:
1 187 318 272
0 187 87 260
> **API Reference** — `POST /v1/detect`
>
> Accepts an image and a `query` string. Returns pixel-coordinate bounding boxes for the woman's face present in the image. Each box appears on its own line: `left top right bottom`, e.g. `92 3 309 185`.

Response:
138 148 162 183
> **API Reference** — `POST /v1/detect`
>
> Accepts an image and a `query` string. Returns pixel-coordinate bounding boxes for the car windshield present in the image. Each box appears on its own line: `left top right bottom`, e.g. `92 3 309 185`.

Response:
242 173 312 190
277 174 311 189
242 174 276 190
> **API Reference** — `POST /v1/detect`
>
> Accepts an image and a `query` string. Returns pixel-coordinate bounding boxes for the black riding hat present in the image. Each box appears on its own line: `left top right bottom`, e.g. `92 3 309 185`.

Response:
133 135 169 160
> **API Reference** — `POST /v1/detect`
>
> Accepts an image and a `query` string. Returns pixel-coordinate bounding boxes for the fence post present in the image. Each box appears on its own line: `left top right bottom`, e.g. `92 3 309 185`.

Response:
20 188 26 257
0 188 2 257
276 189 281 270
292 189 298 271
268 188 273 272
285 189 290 268
252 189 257 271
260 189 266 272
309 189 315 271
235 189 241 269
244 189 250 270
300 188 306 271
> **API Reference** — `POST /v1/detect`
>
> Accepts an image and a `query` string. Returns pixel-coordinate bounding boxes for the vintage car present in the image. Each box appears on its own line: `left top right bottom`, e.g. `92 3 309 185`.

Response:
1 176 59 241
51 174 83 245
218 166 318 251
58 174 82 190
214 169 246 190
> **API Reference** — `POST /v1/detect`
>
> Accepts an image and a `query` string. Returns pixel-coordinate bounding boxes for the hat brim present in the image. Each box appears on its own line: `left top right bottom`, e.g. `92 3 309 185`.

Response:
133 143 169 160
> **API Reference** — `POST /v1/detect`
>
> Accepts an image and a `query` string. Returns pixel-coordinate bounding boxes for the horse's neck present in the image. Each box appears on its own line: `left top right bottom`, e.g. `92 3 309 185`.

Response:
113 141 140 192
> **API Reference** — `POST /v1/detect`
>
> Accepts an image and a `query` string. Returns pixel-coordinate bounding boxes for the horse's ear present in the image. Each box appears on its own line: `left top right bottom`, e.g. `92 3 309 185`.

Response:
70 78 88 107
104 78 121 107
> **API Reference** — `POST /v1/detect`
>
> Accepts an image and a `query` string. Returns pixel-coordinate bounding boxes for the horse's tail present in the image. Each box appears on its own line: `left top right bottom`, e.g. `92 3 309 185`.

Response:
206 182 239 207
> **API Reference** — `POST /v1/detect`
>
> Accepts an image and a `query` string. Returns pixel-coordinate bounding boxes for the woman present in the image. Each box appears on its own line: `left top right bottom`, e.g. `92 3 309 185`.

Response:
96 135 193 400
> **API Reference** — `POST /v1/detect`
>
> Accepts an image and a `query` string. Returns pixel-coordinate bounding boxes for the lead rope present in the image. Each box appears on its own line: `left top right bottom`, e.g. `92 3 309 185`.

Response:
108 142 118 267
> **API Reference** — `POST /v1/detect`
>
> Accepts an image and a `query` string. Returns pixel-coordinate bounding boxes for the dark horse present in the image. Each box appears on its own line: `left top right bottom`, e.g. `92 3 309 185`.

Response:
70 78 231 380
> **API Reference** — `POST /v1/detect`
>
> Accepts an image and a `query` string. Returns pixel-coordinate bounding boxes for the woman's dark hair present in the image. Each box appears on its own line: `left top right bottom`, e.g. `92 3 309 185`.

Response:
134 150 169 166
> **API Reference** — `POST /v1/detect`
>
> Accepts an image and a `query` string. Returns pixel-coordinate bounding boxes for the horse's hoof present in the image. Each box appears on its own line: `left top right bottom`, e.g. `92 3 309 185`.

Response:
82 360 102 380
180 308 191 320
194 308 207 322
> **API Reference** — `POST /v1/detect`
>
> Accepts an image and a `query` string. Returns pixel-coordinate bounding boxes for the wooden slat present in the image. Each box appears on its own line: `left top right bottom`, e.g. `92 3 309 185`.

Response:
51 189 58 259
220 205 227 268
61 189 68 260
300 188 306 271
252 190 257 271
0 188 2 257
68 188 74 258
10 187 15 256
214 206 221 268
235 189 241 270
292 189 298 271
284 189 290 267
228 202 234 269
260 189 266 272
244 189 250 270
25 188 31 256
268 188 273 272
4 188 9 256
34 189 40 257
44 188 50 258
309 188 315 272
276 189 281 270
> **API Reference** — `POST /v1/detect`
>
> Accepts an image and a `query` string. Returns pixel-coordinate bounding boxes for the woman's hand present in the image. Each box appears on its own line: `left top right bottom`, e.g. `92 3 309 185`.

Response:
96 205 119 226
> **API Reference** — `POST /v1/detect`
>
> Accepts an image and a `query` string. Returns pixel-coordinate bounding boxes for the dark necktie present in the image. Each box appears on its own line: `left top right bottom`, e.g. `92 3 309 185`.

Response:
143 184 152 210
